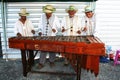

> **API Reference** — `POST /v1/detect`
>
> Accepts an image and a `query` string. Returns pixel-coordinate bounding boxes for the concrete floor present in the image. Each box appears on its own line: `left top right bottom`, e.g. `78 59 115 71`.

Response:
0 57 120 80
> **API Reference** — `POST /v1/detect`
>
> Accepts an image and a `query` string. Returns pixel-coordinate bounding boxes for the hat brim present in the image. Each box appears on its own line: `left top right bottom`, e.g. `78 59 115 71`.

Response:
19 13 29 16
66 9 78 13
43 6 56 13
43 10 54 13
83 9 94 13
83 10 93 13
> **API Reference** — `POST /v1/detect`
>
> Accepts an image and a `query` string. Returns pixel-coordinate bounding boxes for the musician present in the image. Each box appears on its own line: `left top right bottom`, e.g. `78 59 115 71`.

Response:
81 6 102 80
14 8 35 37
38 5 61 69
61 5 81 36
81 5 96 36
61 5 81 65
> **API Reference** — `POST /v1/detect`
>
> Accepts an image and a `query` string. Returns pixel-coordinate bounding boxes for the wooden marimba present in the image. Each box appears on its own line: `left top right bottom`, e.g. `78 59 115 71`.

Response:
8 35 105 80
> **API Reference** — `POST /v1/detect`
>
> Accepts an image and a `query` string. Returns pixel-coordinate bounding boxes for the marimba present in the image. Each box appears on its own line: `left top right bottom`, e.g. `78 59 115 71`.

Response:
8 35 105 80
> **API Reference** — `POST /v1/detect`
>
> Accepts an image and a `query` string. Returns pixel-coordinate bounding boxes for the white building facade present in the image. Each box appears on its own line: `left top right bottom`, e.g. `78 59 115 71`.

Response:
0 0 120 58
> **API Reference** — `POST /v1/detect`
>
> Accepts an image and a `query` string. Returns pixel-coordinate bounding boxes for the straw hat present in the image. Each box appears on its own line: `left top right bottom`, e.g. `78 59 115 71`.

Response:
18 8 29 16
66 5 78 12
84 6 93 13
43 5 56 13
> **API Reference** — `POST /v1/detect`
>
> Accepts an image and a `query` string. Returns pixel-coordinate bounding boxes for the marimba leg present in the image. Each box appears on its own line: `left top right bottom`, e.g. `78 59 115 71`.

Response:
27 50 34 72
21 50 27 77
76 55 83 80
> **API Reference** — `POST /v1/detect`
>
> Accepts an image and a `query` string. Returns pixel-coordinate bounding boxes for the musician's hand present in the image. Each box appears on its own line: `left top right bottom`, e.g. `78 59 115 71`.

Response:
62 27 65 32
77 30 81 34
17 33 22 37
82 27 87 32
52 29 56 33
31 30 35 34
62 29 65 32
38 32 42 36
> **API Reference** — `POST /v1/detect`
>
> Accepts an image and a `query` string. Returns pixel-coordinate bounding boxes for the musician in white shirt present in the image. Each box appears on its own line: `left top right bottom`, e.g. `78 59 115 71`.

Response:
61 5 81 65
61 5 81 36
81 6 96 36
38 5 61 69
14 8 35 37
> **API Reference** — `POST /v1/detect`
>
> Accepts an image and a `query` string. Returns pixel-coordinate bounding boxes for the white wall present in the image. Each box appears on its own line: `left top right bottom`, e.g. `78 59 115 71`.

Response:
96 0 120 50
1 1 120 58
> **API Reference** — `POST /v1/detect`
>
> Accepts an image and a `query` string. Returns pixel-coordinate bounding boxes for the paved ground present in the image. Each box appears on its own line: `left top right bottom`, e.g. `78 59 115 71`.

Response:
0 58 120 80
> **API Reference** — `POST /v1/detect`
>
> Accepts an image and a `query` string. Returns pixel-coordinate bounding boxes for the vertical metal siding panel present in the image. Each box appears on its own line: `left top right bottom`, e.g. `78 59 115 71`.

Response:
0 3 1 29
96 0 120 50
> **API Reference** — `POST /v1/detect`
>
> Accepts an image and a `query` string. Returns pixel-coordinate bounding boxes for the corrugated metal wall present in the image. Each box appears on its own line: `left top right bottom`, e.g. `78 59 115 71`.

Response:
2 1 120 58
96 0 120 50
0 3 2 56
1 2 94 58
0 3 1 33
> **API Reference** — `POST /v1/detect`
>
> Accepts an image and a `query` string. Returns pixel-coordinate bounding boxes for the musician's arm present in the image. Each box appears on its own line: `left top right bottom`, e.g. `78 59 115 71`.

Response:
61 17 67 33
52 16 60 33
81 16 87 31
14 22 22 37
38 27 43 36
26 20 35 35
76 16 82 34
38 16 44 36
92 14 100 37
81 16 88 36
27 20 35 35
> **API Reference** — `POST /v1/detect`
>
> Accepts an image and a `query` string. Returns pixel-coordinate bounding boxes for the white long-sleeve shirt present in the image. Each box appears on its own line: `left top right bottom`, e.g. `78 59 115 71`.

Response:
61 15 81 36
14 19 34 36
38 14 60 36
81 14 96 35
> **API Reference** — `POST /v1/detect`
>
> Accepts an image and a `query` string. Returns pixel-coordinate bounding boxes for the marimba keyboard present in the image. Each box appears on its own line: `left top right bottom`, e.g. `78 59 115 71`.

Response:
9 36 105 55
